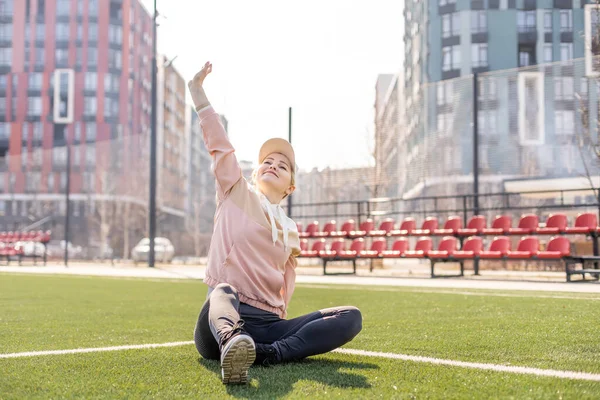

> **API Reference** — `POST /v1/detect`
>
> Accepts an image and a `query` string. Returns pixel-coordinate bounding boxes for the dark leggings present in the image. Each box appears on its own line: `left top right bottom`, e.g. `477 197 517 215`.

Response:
194 283 363 362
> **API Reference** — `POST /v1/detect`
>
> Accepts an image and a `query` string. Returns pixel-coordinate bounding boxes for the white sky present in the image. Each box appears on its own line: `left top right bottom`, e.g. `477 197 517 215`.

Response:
141 0 404 171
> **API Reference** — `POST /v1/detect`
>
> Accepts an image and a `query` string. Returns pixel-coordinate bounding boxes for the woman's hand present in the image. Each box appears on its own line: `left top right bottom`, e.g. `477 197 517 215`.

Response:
188 61 212 110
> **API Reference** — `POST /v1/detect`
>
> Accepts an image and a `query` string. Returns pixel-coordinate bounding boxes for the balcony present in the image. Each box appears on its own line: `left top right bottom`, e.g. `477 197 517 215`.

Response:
518 29 537 44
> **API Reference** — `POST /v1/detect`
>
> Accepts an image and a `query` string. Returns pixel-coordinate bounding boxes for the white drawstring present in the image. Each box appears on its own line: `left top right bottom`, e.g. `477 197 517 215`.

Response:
254 187 296 252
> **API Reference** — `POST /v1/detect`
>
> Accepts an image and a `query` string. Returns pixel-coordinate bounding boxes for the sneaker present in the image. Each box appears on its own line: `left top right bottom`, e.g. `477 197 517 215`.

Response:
254 342 280 367
219 323 256 384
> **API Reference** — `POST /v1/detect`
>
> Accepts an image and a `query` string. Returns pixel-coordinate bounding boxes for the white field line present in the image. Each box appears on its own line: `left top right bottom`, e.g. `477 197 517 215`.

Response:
296 284 600 300
2 341 600 382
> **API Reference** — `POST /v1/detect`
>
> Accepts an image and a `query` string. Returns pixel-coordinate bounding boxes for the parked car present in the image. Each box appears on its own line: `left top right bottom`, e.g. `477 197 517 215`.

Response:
131 237 175 263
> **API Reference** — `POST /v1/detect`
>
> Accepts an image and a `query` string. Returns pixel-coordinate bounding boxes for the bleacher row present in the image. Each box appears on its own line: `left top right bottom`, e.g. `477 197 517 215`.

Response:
0 231 52 265
296 213 600 281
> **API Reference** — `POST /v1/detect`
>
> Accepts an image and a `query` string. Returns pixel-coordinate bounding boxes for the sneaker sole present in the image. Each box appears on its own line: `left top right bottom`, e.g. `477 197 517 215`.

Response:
221 335 256 384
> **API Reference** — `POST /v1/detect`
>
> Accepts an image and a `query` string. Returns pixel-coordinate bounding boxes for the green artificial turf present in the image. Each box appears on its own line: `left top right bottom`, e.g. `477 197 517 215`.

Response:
1 273 599 399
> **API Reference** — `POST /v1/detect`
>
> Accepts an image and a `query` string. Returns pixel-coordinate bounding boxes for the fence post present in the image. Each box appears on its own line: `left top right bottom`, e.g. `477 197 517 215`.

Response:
462 196 468 226
473 72 480 216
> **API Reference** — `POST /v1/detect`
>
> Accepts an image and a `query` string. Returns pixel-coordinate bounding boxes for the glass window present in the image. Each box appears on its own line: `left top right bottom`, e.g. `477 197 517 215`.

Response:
0 23 12 41
472 44 488 68
56 0 69 17
554 77 573 100
560 10 572 32
543 44 553 63
87 48 97 67
560 43 572 61
36 24 45 41
84 72 97 91
27 97 42 117
544 10 552 33
555 110 574 135
518 11 536 33
84 97 96 117
55 48 68 66
88 23 98 41
85 122 96 141
55 23 69 41
442 13 460 38
442 45 461 71
0 48 11 66
0 0 13 17
28 73 42 90
471 11 487 34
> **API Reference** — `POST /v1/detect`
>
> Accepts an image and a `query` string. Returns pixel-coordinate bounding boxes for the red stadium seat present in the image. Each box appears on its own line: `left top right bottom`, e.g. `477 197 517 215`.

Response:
564 213 598 235
453 236 483 259
457 215 487 236
480 236 511 259
300 221 320 238
359 238 387 257
319 238 346 258
300 239 326 257
337 238 365 258
404 237 433 258
300 239 308 252
428 236 457 258
368 218 395 237
433 216 462 236
381 239 410 258
389 218 416 236
536 236 571 259
535 214 567 235
508 214 539 235
506 236 539 259
295 222 304 234
330 219 356 238
313 220 337 238
482 215 512 235
349 219 374 238
412 217 439 236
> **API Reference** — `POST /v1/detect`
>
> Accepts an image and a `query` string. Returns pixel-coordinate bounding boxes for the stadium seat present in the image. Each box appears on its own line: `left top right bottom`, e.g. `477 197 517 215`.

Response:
433 216 462 236
368 218 395 237
319 238 346 258
300 221 320 238
506 236 539 259
300 239 308 252
564 213 598 235
313 220 337 238
535 214 567 235
428 236 458 258
508 214 539 235
404 237 433 258
457 215 487 236
337 238 365 258
381 238 410 258
300 239 326 257
480 236 511 259
412 217 439 236
389 217 416 236
348 219 374 238
453 236 483 259
482 215 512 235
536 236 571 259
295 222 303 234
359 238 387 257
330 219 356 238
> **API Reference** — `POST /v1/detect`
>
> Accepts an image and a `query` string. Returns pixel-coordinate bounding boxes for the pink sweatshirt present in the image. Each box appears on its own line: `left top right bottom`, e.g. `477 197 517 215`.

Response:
197 106 301 319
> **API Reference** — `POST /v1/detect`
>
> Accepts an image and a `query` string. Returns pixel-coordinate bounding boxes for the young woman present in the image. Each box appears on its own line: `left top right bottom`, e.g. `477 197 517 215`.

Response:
189 62 362 385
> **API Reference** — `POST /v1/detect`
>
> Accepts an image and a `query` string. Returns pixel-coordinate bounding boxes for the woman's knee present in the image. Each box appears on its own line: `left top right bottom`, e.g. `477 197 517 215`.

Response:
212 283 238 298
345 306 363 337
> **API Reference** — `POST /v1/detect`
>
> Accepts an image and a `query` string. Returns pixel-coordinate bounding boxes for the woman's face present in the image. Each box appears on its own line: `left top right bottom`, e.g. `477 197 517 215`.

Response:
256 152 294 199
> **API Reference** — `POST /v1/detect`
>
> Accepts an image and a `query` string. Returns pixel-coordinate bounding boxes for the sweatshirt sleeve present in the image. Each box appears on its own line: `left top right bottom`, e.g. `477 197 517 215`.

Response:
197 105 243 200
282 255 298 316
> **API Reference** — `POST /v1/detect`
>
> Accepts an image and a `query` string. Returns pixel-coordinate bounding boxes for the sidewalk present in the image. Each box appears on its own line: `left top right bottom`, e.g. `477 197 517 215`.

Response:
1 260 599 293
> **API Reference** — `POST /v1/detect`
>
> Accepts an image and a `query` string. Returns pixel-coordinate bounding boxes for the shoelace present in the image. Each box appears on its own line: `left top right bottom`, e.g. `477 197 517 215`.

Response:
220 320 246 348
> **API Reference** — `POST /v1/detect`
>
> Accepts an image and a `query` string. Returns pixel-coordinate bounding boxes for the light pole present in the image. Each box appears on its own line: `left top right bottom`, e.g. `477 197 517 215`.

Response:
148 0 158 268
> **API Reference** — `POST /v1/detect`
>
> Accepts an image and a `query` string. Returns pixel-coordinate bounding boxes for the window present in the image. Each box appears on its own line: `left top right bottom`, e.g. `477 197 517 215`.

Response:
0 0 13 17
76 47 82 67
109 25 122 45
472 44 488 68
87 48 97 67
85 145 95 166
560 10 572 32
104 98 119 118
36 24 45 41
439 0 456 5
0 74 5 89
437 81 453 106
84 97 96 117
47 173 54 191
0 122 9 139
0 96 5 114
442 45 461 71
580 78 588 98
55 23 69 41
518 11 536 33
76 24 83 41
28 73 42 91
108 49 122 70
544 10 552 33
543 44 553 63
37 0 45 17
52 146 67 166
32 122 42 141
56 0 69 17
442 13 460 38
27 97 42 117
437 112 452 134
74 122 81 141
555 110 574 135
478 111 498 135
519 45 536 67
84 72 97 91
35 47 44 66
560 43 572 61
105 74 120 93
85 122 96 141
89 0 98 16
0 48 11 66
88 23 98 41
0 23 12 41
554 77 573 100
77 0 83 16
471 11 487 34
55 48 68 67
